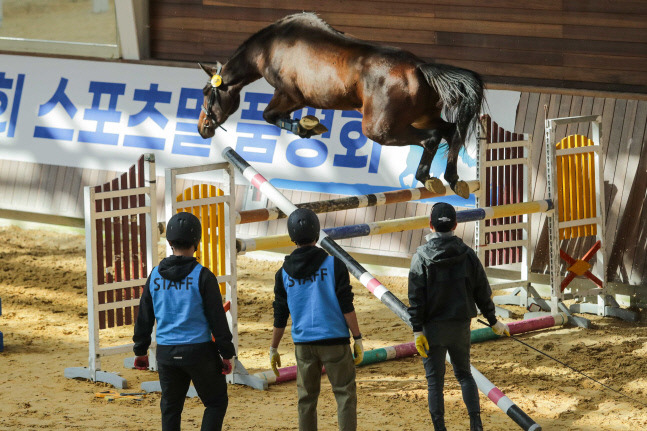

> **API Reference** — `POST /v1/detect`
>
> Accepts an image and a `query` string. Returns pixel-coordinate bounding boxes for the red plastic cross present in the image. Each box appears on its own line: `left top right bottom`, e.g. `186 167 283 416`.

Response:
560 240 603 292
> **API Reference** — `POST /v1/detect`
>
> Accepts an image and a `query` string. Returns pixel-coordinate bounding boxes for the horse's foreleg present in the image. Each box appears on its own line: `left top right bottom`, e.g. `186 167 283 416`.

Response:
262 92 327 138
272 116 327 138
262 92 306 135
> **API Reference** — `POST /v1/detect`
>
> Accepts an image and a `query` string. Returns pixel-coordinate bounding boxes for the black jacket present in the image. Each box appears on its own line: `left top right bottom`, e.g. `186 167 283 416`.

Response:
133 255 236 362
273 245 354 345
407 232 497 332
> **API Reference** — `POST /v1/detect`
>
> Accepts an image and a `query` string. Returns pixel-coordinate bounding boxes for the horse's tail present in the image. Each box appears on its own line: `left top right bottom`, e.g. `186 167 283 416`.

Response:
417 63 484 145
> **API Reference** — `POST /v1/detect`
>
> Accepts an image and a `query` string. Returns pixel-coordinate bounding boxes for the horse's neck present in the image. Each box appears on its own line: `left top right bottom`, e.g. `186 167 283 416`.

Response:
223 48 262 90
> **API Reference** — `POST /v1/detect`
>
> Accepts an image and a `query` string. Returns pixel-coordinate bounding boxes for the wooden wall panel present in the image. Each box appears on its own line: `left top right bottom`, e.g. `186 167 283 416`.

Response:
149 0 647 94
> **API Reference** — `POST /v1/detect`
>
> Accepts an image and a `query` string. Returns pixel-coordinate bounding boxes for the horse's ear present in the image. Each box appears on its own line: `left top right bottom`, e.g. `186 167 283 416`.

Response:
198 62 215 77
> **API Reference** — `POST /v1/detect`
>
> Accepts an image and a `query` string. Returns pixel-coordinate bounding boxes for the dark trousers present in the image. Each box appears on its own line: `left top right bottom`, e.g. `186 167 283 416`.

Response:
422 320 480 421
158 357 228 431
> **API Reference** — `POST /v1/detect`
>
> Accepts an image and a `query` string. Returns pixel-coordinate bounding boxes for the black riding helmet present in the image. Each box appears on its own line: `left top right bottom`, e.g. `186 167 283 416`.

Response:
287 208 320 245
166 212 202 248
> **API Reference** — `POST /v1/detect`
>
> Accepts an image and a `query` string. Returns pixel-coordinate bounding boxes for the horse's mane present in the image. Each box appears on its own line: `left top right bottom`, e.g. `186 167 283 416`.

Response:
228 13 344 60
276 12 342 35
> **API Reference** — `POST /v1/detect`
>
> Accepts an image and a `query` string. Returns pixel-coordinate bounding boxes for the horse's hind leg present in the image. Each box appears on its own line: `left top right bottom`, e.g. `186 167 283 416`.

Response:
443 127 471 199
364 119 446 192
421 121 471 199
415 145 444 193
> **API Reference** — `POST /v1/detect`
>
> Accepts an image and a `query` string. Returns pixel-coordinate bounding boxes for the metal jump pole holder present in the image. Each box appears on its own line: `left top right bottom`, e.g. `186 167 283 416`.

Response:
475 115 551 318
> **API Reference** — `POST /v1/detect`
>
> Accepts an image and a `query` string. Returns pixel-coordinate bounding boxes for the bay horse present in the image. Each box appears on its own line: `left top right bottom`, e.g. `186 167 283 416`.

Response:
198 12 484 199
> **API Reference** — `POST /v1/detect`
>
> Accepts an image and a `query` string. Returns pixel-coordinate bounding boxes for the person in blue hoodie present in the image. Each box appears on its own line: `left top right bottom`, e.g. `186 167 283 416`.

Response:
133 212 235 431
408 202 510 431
270 208 364 431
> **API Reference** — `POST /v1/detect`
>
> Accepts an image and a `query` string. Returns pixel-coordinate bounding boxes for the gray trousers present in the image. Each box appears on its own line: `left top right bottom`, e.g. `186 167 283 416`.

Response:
295 344 357 431
422 320 480 421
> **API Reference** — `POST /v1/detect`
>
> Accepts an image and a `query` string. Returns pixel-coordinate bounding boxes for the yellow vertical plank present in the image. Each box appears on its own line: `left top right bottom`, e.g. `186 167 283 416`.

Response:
571 135 582 238
208 185 217 273
190 185 200 263
575 135 586 237
567 136 576 239
581 136 591 237
566 137 573 239
217 187 226 295
200 184 210 271
556 139 566 240
183 188 192 210
182 188 194 261
587 137 597 236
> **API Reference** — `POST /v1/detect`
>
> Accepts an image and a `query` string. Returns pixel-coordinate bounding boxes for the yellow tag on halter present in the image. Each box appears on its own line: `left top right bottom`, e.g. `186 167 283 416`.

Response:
211 74 222 88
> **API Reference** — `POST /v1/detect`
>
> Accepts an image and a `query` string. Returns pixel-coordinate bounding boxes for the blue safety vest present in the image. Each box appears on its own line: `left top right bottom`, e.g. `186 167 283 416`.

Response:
149 263 212 345
283 256 349 343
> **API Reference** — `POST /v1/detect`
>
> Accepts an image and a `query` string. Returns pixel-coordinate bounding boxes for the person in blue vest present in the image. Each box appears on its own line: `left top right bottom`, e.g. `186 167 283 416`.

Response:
133 212 235 431
408 202 510 431
270 208 364 431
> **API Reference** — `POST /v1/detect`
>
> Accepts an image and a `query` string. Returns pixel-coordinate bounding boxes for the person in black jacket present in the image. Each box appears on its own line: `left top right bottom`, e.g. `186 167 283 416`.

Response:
133 212 235 431
270 208 364 431
408 203 510 431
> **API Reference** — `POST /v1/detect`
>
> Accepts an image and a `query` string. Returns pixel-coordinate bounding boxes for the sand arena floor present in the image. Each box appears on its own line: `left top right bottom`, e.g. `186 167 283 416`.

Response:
0 225 646 430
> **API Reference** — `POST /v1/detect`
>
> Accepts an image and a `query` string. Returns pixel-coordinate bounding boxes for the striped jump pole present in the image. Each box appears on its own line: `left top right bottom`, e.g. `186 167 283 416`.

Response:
255 313 567 386
254 342 418 384
469 363 540 431
238 200 555 253
221 145 541 430
236 180 480 224
471 313 567 343
222 146 410 324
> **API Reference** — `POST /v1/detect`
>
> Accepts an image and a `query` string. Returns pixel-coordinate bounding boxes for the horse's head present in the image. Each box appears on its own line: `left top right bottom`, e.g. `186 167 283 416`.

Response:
197 62 241 138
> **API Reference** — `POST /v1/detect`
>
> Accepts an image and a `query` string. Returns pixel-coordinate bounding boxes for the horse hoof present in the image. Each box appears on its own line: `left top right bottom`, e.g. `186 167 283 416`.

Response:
311 123 328 135
299 115 320 130
454 181 470 199
424 178 445 194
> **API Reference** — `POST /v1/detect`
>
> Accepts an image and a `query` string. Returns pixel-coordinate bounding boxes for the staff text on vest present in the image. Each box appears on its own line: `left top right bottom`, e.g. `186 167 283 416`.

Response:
153 277 194 291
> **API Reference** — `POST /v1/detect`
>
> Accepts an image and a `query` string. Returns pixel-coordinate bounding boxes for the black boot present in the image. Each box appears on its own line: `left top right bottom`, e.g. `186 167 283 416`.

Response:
469 412 483 431
431 415 447 431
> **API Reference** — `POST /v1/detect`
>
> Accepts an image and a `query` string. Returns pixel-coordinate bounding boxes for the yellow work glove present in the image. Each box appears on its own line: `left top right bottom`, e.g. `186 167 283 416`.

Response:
269 346 281 377
352 337 364 365
414 331 429 358
492 321 511 337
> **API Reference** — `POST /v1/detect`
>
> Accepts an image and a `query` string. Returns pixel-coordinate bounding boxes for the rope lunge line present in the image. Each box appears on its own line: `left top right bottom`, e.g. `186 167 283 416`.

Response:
477 319 647 407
